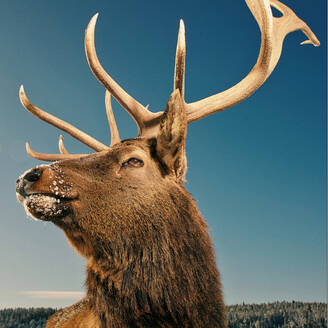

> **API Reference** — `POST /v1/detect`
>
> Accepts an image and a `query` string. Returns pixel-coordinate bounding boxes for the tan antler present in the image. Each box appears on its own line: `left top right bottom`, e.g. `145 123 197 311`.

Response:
105 91 121 146
20 0 319 161
58 135 69 154
84 0 319 138
85 14 162 137
25 142 90 161
174 20 186 100
184 0 320 122
19 86 120 161
19 85 108 152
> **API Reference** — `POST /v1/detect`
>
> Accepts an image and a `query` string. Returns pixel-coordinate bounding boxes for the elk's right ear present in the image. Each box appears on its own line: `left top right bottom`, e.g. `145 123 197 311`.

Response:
156 89 187 181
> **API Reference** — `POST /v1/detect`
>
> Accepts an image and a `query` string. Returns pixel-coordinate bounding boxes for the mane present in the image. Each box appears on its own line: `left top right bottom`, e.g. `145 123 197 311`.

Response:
85 185 226 328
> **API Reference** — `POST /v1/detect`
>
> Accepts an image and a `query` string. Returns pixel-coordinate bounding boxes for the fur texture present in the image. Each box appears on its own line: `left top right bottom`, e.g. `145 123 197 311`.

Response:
18 92 227 327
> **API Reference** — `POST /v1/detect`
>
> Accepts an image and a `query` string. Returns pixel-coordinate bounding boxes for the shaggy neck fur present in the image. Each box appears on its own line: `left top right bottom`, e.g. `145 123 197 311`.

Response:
85 185 226 328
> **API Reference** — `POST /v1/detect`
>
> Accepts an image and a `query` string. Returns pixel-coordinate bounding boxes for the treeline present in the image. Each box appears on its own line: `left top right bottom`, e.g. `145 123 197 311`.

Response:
226 301 327 328
0 301 326 327
0 308 55 328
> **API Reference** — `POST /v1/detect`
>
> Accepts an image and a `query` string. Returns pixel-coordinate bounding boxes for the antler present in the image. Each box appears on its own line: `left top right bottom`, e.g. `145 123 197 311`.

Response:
84 0 319 137
105 91 121 146
184 0 320 122
25 142 90 161
58 135 69 154
20 0 319 161
85 14 162 138
19 86 119 161
174 20 186 100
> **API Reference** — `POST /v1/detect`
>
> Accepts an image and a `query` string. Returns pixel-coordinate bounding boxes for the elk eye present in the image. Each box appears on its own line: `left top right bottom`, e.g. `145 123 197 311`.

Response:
122 158 144 168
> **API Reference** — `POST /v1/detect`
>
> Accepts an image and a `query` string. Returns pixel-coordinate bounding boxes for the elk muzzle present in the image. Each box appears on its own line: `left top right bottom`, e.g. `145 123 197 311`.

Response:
16 168 43 198
16 165 77 221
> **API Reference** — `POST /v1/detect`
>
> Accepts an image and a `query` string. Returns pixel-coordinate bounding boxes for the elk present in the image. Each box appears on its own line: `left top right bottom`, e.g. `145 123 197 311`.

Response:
16 0 319 327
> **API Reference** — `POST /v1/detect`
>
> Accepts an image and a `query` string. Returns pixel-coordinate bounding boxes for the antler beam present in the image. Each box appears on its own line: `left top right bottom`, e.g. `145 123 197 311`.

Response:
85 14 162 137
25 142 89 161
20 0 319 161
184 0 320 122
19 85 108 152
19 87 123 161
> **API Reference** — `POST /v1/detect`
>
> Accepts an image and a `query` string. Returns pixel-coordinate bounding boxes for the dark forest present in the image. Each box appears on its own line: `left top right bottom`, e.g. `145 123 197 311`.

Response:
0 301 326 327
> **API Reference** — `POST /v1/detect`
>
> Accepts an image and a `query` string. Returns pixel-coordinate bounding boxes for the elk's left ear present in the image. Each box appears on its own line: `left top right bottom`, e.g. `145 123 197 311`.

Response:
156 89 187 181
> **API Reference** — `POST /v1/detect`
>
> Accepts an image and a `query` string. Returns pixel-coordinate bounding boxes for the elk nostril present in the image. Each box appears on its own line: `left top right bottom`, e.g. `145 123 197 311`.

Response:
24 169 43 182
15 179 22 193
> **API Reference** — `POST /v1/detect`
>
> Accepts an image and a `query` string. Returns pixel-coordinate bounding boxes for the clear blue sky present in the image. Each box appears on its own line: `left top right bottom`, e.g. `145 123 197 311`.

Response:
0 0 326 308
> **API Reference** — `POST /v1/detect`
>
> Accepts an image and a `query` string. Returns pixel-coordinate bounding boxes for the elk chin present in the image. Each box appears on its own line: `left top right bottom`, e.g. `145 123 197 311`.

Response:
23 194 71 221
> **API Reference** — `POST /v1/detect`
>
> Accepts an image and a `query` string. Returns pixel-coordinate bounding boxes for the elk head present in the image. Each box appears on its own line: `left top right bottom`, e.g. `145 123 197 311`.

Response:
16 88 189 260
15 0 319 326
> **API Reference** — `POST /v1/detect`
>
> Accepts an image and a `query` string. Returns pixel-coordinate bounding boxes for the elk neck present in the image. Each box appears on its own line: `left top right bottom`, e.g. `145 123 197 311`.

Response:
84 183 226 327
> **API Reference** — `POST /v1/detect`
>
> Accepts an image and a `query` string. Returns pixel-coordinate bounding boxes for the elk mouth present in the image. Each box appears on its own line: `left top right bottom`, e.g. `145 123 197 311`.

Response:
21 192 77 221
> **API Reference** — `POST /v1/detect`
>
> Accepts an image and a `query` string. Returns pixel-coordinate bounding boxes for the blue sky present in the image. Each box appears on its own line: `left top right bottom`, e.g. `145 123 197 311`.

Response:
0 0 326 308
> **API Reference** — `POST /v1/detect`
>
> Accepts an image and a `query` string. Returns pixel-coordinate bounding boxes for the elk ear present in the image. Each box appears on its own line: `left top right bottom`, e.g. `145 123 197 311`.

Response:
156 89 187 181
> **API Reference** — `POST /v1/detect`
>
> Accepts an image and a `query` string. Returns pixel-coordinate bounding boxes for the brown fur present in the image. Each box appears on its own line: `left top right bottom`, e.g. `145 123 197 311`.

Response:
18 91 227 327
46 298 100 327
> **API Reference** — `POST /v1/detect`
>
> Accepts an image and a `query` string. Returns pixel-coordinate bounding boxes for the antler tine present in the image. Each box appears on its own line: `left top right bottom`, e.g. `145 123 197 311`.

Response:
105 91 121 146
185 0 320 123
19 85 108 152
85 14 158 136
174 19 186 100
269 0 320 47
26 142 89 162
58 135 69 154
